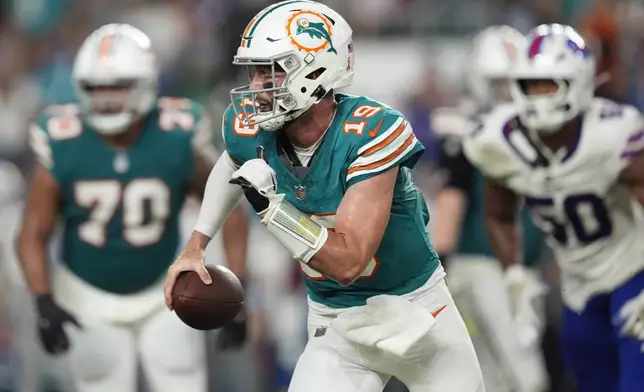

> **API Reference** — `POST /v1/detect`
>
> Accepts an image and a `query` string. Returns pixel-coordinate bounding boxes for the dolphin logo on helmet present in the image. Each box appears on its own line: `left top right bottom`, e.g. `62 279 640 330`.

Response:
295 17 337 54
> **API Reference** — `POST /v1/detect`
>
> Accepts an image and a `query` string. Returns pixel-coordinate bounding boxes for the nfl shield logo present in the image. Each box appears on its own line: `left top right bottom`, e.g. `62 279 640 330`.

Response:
295 185 307 200
113 151 129 174
314 327 326 337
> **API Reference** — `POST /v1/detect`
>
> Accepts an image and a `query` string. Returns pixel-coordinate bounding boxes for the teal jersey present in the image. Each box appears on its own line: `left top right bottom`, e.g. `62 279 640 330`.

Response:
31 98 210 294
223 93 440 308
457 170 545 266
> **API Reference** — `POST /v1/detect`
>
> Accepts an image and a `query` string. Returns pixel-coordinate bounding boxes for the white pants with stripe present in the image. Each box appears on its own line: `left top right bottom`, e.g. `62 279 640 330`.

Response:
289 266 485 392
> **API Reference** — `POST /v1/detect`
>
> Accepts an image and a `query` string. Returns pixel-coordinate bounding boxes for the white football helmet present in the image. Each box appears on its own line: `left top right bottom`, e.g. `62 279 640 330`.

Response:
231 0 355 131
72 24 159 135
510 24 596 133
467 25 525 104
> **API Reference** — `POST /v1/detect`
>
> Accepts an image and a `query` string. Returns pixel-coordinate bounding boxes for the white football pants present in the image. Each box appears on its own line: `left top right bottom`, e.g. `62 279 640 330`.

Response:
53 265 206 392
4 276 76 392
289 267 485 392
447 255 548 392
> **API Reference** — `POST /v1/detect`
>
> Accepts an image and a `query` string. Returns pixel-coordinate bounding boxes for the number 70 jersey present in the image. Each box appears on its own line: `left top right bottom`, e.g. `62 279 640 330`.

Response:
29 98 209 295
463 98 644 311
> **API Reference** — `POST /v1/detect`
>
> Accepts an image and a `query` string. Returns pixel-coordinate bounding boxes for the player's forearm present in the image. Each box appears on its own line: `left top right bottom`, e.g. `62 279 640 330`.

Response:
485 217 522 269
221 206 248 281
16 231 51 295
194 151 244 238
309 231 370 286
185 230 213 254
430 189 467 254
483 180 522 270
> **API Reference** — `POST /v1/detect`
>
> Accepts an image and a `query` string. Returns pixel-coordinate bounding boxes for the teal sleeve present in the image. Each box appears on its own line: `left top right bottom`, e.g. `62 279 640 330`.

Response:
344 112 425 187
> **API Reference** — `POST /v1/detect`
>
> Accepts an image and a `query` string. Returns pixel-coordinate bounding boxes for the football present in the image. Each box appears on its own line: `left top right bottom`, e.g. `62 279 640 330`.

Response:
171 265 244 331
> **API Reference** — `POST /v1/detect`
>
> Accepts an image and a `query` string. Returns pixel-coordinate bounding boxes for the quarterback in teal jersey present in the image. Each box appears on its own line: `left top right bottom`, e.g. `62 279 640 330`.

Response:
430 27 548 392
165 1 484 391
16 24 247 392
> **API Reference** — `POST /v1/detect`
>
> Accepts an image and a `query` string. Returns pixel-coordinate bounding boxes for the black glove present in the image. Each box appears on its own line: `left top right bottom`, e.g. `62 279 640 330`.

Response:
35 294 81 355
229 177 270 213
216 305 248 351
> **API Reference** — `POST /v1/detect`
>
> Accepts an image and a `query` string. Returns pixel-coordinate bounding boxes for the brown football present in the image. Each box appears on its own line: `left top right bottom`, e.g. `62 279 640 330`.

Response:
171 265 244 331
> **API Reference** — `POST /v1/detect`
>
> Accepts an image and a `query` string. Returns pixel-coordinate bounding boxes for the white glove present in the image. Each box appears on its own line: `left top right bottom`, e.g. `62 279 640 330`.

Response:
505 264 548 345
229 158 279 215
618 289 644 340
229 151 327 263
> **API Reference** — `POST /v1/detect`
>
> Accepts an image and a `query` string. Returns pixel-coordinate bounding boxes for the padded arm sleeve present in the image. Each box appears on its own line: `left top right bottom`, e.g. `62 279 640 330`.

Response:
193 151 244 238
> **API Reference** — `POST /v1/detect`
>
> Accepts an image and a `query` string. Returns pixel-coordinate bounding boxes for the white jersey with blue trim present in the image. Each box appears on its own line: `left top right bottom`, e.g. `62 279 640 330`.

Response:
463 98 644 311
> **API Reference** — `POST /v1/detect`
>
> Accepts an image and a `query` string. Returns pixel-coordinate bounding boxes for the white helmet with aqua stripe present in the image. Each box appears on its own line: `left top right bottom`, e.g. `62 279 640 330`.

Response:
467 25 525 104
72 23 159 135
231 0 355 131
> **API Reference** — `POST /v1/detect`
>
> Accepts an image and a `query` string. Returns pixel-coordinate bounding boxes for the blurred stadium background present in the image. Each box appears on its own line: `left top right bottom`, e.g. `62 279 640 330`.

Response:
0 0 637 391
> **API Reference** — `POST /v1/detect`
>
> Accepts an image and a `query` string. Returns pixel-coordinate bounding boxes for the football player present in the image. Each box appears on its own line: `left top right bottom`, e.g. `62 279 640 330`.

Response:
16 24 248 392
430 26 548 392
165 1 484 391
464 23 644 392
0 161 75 392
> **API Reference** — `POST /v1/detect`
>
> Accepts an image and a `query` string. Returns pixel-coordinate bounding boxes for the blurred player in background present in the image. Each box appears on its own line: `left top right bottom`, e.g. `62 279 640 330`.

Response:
0 161 75 392
430 26 548 392
464 24 644 392
16 23 248 392
165 1 484 391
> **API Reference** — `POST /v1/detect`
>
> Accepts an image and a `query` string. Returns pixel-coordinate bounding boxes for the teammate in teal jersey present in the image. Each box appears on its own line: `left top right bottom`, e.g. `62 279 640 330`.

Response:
430 26 548 392
16 24 248 392
165 2 484 391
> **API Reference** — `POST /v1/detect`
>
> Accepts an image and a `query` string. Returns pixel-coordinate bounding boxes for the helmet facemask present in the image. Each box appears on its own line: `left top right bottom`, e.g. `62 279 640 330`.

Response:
511 77 587 134
72 24 160 136
230 53 330 132
75 77 157 135
510 24 596 134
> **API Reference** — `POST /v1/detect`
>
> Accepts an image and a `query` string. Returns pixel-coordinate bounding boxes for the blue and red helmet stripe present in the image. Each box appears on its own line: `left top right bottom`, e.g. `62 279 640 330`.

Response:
566 38 590 58
528 33 590 60
527 35 546 59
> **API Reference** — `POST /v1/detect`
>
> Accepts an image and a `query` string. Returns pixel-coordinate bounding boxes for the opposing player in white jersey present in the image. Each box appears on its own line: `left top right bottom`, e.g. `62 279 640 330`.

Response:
431 26 548 392
464 23 644 392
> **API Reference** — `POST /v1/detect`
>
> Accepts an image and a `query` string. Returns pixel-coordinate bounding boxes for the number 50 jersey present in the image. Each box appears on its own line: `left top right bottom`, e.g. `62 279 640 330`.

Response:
463 99 644 312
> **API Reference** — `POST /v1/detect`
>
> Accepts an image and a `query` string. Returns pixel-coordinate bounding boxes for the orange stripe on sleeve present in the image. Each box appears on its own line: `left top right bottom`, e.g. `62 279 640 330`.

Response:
347 135 415 175
361 120 408 157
